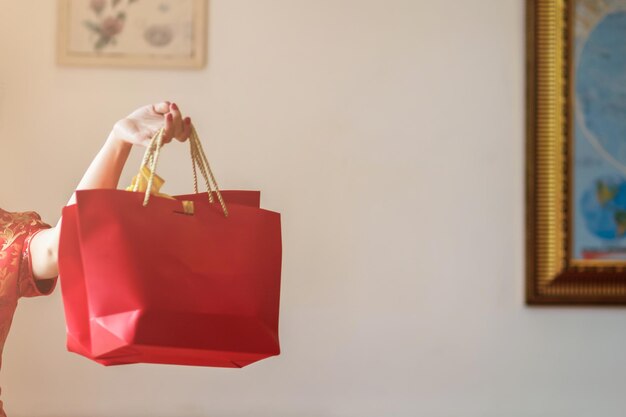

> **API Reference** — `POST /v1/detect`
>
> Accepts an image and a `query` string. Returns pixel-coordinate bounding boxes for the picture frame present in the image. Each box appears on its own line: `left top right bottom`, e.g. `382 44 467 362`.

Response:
57 0 207 69
527 0 626 304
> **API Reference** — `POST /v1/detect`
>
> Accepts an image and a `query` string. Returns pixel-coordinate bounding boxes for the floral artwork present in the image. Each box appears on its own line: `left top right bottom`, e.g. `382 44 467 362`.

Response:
57 0 206 68
84 0 139 51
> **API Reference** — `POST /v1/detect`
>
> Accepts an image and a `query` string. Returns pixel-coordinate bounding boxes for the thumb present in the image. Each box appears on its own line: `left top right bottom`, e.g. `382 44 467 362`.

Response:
151 101 171 115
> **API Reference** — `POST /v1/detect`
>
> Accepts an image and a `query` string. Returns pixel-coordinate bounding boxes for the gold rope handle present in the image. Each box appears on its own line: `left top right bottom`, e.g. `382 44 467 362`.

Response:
190 138 199 194
189 134 215 202
135 126 229 217
142 128 165 206
190 126 229 216
134 130 159 192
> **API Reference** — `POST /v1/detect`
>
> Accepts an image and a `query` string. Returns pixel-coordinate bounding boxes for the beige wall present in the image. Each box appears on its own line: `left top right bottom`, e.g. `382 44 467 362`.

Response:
0 1 625 416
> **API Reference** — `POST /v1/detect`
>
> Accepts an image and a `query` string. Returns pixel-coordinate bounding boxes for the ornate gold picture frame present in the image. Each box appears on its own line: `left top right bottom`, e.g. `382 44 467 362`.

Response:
527 0 626 304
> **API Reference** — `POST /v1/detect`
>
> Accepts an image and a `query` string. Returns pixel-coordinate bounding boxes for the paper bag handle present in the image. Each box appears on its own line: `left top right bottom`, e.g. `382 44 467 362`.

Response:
135 126 229 217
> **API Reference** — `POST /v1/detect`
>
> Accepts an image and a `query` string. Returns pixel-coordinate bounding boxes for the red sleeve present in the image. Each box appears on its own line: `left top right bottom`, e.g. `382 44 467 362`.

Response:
17 216 57 298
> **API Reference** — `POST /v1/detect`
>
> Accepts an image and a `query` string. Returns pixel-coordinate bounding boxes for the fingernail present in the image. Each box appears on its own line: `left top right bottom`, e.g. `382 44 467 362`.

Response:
167 113 173 121
171 103 178 110
185 117 191 124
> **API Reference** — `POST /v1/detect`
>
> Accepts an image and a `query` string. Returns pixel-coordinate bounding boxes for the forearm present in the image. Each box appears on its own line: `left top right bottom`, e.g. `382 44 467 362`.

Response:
65 132 132 206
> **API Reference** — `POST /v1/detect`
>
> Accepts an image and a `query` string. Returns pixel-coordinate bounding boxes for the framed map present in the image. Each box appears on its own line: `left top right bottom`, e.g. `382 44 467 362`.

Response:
57 0 207 69
527 0 626 304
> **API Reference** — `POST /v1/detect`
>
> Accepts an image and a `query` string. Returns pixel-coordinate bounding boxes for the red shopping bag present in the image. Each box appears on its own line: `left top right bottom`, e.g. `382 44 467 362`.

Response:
58 128 282 368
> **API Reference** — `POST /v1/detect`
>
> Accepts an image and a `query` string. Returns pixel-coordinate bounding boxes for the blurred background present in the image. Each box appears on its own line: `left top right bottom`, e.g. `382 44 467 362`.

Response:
0 0 625 416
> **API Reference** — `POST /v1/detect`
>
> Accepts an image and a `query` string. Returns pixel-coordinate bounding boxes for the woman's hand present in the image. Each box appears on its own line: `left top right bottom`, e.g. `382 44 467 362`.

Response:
110 101 192 147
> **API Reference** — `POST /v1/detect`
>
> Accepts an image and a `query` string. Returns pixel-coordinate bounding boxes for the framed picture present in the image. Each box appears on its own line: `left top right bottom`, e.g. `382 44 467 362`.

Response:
57 0 207 69
527 0 626 304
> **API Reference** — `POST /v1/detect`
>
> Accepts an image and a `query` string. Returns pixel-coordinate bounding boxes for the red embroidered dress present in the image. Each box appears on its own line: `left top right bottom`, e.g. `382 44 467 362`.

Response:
0 209 57 417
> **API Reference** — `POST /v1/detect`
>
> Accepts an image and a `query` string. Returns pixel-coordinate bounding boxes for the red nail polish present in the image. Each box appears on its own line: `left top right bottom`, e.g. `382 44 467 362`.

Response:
171 103 178 110
185 117 191 124
167 114 173 121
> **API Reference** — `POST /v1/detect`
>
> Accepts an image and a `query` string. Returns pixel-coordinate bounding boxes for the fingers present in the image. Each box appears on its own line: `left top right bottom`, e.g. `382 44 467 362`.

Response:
169 103 186 141
151 102 191 144
163 103 191 142
162 113 174 144
179 117 192 142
